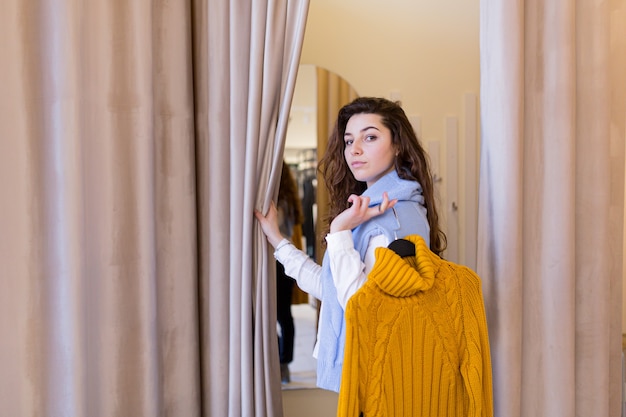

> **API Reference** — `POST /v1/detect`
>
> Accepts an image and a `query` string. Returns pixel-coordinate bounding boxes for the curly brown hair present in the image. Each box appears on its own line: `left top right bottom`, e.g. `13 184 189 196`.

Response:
318 97 446 256
278 161 304 226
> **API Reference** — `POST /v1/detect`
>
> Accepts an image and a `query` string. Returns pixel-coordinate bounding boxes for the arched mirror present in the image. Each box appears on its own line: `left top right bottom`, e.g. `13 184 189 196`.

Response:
281 64 358 390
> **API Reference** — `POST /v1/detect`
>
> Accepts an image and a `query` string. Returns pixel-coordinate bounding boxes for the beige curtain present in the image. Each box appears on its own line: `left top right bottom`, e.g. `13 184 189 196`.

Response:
0 0 308 416
478 1 626 417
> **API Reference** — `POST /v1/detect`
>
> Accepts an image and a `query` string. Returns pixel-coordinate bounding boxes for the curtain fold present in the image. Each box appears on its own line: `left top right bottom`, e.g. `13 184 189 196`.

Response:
0 0 308 416
478 1 626 416
192 0 311 415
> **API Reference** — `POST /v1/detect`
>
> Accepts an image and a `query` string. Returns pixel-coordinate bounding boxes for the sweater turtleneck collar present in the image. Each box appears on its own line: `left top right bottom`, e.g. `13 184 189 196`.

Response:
368 234 440 297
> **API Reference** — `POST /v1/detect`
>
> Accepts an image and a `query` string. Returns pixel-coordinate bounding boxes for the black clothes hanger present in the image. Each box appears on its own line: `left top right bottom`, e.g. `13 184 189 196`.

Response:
387 207 416 257
388 238 415 257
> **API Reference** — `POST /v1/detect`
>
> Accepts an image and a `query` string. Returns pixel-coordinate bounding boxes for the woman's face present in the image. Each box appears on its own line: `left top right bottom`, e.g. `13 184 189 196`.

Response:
343 113 396 187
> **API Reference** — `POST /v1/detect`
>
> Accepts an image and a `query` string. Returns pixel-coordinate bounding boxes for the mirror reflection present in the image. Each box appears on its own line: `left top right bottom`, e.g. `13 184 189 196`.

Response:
280 64 358 390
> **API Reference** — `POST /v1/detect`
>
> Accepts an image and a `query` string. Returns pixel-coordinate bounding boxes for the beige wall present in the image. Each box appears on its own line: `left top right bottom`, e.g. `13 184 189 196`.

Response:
297 0 481 266
300 0 480 139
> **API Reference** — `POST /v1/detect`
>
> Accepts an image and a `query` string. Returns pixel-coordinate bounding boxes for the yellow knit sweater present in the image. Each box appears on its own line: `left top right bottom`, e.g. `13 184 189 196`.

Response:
337 235 493 417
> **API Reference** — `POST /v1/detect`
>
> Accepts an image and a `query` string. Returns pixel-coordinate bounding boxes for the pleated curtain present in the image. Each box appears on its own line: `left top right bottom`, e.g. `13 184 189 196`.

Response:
478 1 626 416
0 1 309 416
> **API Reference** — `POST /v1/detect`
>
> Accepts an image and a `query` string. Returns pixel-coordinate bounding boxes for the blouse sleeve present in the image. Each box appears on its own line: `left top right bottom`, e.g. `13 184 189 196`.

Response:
326 231 389 309
274 239 323 300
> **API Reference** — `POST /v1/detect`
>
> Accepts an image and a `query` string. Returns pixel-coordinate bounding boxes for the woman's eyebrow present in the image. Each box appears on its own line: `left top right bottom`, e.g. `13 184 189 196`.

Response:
344 126 380 137
360 126 380 133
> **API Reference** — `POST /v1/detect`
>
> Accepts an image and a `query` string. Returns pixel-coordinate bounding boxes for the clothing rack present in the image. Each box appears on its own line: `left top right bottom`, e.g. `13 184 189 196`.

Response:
285 148 317 260
285 148 317 194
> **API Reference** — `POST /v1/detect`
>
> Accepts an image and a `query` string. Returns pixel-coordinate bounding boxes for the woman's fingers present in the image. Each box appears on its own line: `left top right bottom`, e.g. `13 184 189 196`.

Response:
347 194 369 211
254 202 284 247
349 192 397 219
376 192 397 214
329 192 398 233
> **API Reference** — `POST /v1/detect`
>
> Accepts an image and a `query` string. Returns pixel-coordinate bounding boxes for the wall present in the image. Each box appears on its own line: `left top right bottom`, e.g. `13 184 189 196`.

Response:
285 64 317 151
298 0 480 266
617 4 626 335
300 0 480 126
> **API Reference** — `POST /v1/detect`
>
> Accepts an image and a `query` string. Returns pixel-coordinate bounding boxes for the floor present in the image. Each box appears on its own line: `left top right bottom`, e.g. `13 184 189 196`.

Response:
281 302 318 390
281 302 341 416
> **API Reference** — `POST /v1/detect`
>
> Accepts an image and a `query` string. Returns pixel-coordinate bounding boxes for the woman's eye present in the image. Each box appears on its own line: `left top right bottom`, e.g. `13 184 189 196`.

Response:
365 135 377 141
344 139 353 146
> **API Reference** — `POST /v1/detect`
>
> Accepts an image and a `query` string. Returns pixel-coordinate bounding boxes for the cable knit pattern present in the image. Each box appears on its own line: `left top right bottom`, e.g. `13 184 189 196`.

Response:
337 235 493 417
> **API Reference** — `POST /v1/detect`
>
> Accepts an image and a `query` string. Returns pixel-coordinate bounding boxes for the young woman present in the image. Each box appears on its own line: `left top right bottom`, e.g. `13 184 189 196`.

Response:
255 96 446 392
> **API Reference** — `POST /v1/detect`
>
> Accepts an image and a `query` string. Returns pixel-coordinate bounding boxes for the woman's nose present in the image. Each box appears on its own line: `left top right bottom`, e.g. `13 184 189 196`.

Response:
351 142 362 155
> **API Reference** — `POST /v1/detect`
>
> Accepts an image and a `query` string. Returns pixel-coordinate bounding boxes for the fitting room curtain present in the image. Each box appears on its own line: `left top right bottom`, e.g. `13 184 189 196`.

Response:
478 1 626 416
0 0 309 416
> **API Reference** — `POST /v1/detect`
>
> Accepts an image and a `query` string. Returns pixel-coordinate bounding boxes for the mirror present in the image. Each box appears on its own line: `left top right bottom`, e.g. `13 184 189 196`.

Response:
281 64 358 390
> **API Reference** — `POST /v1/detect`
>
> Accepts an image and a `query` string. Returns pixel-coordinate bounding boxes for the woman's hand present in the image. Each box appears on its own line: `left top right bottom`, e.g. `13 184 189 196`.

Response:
254 202 285 248
329 191 397 233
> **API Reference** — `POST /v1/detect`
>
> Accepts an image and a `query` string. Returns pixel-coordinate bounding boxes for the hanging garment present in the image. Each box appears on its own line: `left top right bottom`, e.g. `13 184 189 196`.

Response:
337 234 493 417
